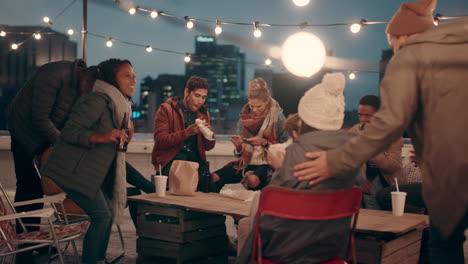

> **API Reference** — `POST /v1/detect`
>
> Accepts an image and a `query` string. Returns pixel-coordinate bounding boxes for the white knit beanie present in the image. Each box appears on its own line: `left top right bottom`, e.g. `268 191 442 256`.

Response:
298 72 345 130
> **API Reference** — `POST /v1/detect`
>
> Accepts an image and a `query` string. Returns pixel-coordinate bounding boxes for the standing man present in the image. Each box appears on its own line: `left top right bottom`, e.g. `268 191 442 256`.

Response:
293 0 468 262
152 76 215 182
7 59 96 263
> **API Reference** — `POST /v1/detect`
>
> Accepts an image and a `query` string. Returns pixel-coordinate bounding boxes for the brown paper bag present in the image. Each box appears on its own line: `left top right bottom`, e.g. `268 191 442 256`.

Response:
169 160 199 196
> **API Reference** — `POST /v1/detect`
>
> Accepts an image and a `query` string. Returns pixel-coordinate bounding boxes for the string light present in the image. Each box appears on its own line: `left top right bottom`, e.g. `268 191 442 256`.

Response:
145 45 153 52
265 58 272 66
67 29 74 35
0 31 6 37
106 38 113 47
349 72 356 80
293 0 310 7
184 53 191 63
350 23 361 34
34 33 42 40
129 7 136 15
214 20 222 35
150 11 158 19
43 16 51 24
185 16 194 29
253 21 262 38
11 43 18 50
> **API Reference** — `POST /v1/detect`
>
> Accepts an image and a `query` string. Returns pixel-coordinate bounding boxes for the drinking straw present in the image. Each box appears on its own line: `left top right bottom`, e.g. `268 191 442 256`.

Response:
395 177 400 192
159 164 163 176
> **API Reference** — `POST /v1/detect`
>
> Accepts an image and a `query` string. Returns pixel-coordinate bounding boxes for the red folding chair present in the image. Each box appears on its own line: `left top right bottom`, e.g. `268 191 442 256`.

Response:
252 186 362 264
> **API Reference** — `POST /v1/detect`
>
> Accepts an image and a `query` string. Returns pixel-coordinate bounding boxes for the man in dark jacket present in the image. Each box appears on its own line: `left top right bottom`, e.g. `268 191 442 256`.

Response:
152 76 216 186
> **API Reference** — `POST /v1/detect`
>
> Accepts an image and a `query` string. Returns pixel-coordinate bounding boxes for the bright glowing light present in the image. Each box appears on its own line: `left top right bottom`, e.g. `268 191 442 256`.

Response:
11 43 18 50
129 8 136 15
281 32 326 78
265 59 272 66
106 39 113 47
293 0 310 7
269 46 282 59
350 23 361 34
43 16 50 23
184 54 191 63
67 29 74 35
0 31 6 37
150 11 158 19
186 21 194 29
349 73 356 80
253 29 262 38
215 26 222 35
433 20 439 26
34 33 41 40
146 46 153 52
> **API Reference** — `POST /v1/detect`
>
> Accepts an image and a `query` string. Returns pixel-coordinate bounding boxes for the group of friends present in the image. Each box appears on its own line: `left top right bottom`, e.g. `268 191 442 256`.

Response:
6 0 468 263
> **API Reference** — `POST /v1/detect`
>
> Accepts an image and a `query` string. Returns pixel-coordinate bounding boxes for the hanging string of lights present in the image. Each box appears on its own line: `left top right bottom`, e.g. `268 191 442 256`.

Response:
113 0 467 36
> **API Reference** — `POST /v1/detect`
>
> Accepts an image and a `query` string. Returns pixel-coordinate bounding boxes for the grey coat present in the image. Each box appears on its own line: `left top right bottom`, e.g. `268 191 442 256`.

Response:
328 18 468 238
7 59 87 155
41 92 120 200
237 130 364 264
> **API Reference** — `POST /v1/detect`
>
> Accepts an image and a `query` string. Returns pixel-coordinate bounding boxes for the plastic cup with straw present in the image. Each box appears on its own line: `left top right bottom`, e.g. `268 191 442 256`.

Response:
391 177 406 216
153 164 168 197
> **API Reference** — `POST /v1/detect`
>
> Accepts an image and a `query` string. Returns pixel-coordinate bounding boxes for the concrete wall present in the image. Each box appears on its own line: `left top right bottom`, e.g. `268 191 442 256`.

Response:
0 133 236 191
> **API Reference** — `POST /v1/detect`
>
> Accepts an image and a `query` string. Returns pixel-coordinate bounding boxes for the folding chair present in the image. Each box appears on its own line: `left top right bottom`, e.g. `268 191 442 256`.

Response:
34 159 125 263
252 186 362 264
0 182 89 264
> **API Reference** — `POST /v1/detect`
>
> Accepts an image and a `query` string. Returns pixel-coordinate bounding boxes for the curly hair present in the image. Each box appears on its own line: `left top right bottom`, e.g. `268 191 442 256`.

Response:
359 94 380 110
97 58 132 89
185 75 210 92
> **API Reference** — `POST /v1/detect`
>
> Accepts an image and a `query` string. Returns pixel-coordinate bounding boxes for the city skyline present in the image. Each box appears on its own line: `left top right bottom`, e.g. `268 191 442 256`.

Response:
2 0 468 110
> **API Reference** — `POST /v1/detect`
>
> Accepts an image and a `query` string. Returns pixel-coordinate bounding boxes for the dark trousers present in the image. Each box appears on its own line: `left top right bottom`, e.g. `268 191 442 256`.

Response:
429 212 468 264
214 164 272 192
10 137 44 233
126 162 155 227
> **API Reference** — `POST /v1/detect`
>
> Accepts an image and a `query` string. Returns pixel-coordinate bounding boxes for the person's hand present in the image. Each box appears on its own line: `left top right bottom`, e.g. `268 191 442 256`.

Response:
247 174 260 188
247 136 268 146
185 123 200 136
231 135 243 149
410 150 419 166
294 151 332 185
267 149 285 169
90 129 127 144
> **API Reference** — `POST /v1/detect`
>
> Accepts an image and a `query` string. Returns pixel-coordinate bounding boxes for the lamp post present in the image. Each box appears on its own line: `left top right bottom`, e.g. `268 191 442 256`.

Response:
81 0 87 61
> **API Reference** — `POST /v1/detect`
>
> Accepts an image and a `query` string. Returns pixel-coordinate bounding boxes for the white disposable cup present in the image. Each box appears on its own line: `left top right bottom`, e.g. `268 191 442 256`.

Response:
153 175 168 197
391 191 407 216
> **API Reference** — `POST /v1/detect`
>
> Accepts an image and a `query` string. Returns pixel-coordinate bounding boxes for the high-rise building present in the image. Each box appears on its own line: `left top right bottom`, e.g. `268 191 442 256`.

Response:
185 35 245 127
0 25 77 129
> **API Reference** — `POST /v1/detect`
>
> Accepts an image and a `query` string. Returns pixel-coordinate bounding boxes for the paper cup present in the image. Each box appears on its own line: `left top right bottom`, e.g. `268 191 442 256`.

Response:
152 175 168 197
391 191 407 216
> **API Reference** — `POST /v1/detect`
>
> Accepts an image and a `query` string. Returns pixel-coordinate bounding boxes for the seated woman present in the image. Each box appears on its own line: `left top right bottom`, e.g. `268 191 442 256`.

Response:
212 78 289 191
237 73 365 264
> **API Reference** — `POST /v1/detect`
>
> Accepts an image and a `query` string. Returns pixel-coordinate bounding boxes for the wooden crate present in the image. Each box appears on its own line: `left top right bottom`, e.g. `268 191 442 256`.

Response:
356 229 423 264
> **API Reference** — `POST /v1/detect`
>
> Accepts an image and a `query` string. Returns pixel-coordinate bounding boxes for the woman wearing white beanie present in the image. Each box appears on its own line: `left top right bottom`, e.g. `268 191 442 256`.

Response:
237 72 365 264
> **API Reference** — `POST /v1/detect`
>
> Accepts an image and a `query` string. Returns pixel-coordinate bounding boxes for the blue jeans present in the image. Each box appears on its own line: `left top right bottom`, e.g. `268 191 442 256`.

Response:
429 212 468 264
60 185 113 264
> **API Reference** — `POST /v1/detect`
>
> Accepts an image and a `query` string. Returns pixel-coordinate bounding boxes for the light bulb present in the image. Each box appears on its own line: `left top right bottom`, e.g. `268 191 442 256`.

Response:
11 43 18 50
349 73 356 80
187 21 194 29
293 0 310 7
34 33 41 40
253 29 262 38
150 11 158 19
43 16 50 23
265 59 272 66
215 26 222 35
129 8 136 15
146 46 153 52
281 32 326 78
350 23 361 34
67 29 74 35
0 31 6 37
184 54 191 63
106 39 113 47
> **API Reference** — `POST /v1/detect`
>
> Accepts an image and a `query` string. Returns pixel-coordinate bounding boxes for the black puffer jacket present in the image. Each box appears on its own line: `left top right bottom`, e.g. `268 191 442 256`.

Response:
8 59 86 155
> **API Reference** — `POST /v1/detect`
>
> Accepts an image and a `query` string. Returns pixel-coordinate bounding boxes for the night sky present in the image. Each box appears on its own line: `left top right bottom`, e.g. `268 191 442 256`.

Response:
2 0 468 109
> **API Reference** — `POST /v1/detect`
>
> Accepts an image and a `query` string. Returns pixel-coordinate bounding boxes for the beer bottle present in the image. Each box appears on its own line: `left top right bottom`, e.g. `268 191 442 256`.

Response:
117 112 129 152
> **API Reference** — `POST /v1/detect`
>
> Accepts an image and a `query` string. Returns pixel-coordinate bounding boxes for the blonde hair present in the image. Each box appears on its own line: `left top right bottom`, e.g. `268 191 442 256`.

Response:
247 78 271 102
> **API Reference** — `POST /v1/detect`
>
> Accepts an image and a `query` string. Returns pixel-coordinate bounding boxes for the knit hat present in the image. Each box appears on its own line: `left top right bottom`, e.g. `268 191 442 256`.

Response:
386 0 437 36
298 72 345 130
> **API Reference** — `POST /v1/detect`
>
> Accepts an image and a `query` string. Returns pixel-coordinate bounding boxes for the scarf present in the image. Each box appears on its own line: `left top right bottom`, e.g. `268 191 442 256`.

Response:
234 98 282 170
94 80 131 224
